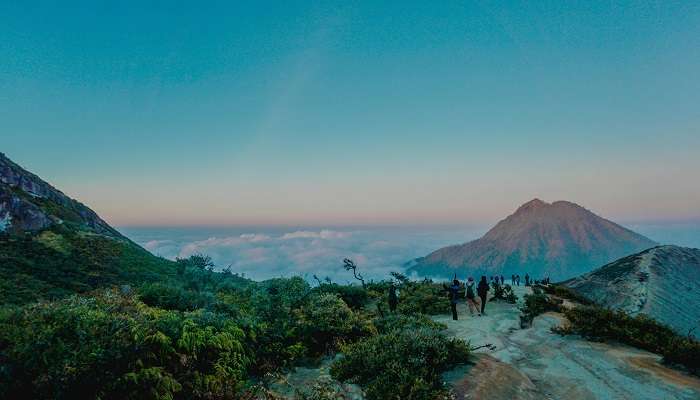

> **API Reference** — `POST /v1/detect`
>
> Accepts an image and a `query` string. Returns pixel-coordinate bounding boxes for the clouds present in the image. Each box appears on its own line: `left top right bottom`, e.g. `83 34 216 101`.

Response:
127 226 483 282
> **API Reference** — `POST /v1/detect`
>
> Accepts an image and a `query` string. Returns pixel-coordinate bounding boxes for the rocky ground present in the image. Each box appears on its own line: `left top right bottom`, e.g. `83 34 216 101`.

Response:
270 284 700 399
436 284 700 400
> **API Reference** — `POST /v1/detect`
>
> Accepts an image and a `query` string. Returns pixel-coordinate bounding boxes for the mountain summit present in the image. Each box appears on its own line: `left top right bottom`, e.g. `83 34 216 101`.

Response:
408 199 656 280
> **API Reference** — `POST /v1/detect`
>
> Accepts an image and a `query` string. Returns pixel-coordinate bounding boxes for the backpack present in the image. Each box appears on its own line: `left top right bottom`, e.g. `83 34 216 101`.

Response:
466 283 475 299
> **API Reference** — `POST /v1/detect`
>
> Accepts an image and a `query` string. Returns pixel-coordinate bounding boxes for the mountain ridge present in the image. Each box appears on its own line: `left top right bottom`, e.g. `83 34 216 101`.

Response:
0 153 175 304
562 244 700 334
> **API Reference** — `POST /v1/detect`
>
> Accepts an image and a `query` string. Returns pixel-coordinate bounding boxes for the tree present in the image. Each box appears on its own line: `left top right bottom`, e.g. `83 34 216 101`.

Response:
342 258 365 288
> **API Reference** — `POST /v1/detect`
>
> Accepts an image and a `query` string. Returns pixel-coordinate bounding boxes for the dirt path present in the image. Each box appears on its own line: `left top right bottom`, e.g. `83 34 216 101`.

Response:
434 285 700 400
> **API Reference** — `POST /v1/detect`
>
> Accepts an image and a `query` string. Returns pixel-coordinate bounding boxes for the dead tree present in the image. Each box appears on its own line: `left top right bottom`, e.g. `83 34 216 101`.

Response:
343 258 366 288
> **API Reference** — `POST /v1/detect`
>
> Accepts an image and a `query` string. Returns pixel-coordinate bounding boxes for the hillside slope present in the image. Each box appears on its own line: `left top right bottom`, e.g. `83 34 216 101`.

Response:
0 153 175 304
563 245 700 334
409 199 656 280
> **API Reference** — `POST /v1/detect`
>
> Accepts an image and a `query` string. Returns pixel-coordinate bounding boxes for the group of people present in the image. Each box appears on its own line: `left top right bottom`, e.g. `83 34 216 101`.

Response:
445 276 491 320
388 272 552 321
443 272 550 320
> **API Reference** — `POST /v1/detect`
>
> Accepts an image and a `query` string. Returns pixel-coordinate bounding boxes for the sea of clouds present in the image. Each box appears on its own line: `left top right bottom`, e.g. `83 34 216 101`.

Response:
120 226 485 282
119 222 700 283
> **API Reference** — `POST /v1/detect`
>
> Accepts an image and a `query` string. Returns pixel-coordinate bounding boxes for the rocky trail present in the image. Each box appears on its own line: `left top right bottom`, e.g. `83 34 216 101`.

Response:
269 284 700 399
436 285 700 400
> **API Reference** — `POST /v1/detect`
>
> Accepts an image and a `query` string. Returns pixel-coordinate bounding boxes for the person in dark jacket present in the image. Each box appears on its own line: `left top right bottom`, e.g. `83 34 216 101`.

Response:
465 277 480 316
525 273 530 286
477 276 489 315
444 278 462 320
500 275 505 285
388 284 398 312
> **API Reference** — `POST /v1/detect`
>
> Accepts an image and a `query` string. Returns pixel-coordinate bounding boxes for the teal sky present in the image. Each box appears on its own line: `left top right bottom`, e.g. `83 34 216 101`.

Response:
2 1 699 226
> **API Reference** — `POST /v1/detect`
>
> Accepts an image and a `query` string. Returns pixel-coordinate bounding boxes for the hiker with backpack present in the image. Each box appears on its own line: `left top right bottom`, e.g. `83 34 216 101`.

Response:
465 277 481 316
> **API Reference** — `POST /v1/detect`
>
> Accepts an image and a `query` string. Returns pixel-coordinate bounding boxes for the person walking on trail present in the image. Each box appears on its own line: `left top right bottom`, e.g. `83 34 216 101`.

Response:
465 277 481 316
511 274 515 285
525 273 530 286
444 276 462 320
388 284 398 312
477 276 490 315
500 275 505 285
515 274 520 286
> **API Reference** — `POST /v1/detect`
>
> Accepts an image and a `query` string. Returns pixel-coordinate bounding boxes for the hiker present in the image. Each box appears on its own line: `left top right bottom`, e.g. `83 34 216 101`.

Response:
444 277 462 320
515 274 520 286
525 273 530 286
511 274 515 285
477 276 489 315
388 284 398 312
500 275 505 285
465 277 481 316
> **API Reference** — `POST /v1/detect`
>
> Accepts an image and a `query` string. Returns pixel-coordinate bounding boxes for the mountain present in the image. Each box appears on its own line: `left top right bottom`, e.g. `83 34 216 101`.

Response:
408 199 656 280
562 245 700 334
0 152 175 304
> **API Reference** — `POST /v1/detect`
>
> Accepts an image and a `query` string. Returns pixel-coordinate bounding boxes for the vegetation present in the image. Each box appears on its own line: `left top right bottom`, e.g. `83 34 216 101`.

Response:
539 284 594 306
330 315 470 400
491 283 518 304
0 225 176 304
554 305 700 376
0 229 471 400
519 287 563 326
0 290 251 400
534 285 700 377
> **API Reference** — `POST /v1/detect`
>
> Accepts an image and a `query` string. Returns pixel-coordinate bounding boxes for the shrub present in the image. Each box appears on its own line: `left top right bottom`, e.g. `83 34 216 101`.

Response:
312 283 369 310
555 305 700 376
330 316 470 400
520 288 562 326
541 284 594 306
0 290 252 400
396 282 450 316
139 282 214 312
296 293 375 354
491 284 517 304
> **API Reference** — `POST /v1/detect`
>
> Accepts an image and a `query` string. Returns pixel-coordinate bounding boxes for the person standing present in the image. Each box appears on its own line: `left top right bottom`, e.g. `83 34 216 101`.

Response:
525 273 530 286
511 274 515 285
477 276 490 315
444 278 462 320
500 275 505 285
465 277 481 316
388 284 398 312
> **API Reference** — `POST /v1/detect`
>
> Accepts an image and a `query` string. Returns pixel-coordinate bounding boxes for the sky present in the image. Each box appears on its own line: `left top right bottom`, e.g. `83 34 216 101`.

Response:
2 1 699 226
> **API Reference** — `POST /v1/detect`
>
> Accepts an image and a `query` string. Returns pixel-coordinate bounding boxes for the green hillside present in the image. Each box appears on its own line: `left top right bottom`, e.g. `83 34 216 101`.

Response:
0 225 176 304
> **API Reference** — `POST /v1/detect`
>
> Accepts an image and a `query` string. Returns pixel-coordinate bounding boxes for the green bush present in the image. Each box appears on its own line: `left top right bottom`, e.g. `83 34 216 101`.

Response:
491 284 517 304
555 305 700 376
396 282 450 316
0 290 252 400
296 293 376 353
520 288 562 326
139 282 214 312
541 284 594 306
312 283 369 310
330 316 469 400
